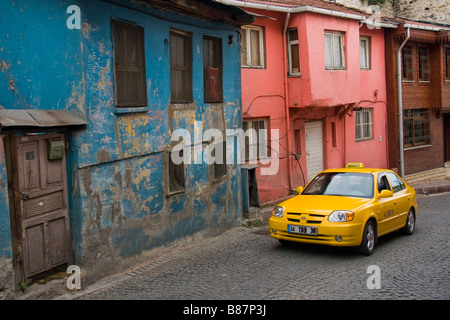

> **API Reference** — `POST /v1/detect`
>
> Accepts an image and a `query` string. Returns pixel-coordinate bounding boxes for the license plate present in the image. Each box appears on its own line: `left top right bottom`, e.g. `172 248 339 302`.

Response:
288 225 318 235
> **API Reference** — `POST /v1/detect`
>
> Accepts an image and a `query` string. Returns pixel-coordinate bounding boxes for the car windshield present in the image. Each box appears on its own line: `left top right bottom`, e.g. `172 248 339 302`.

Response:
302 172 374 198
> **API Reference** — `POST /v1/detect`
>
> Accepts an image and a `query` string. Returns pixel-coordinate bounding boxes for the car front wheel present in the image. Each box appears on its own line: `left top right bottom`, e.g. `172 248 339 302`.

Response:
357 220 375 256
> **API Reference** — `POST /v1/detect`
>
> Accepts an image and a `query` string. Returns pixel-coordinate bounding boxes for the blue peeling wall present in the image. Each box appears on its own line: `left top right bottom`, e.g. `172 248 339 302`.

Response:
0 0 84 276
1 0 245 286
0 0 85 113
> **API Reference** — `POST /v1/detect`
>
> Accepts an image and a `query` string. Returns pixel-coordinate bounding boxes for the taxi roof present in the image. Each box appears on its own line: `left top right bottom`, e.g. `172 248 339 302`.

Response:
321 163 389 175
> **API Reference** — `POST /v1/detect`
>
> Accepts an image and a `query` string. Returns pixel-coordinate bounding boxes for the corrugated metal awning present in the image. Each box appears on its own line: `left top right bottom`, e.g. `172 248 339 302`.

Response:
0 109 86 131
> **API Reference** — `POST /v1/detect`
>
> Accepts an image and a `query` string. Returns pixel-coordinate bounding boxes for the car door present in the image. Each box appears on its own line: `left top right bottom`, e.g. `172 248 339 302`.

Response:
385 172 410 230
375 173 397 235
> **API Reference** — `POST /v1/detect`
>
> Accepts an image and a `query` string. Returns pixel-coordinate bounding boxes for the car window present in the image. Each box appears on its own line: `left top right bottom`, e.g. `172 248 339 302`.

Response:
303 172 374 198
386 172 405 193
377 174 391 193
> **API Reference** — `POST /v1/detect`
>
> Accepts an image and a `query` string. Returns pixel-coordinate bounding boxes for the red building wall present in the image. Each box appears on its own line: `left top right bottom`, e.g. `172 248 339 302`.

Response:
241 10 389 204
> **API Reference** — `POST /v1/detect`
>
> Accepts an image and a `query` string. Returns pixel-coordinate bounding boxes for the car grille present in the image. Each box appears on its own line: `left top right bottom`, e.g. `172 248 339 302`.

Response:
286 212 326 224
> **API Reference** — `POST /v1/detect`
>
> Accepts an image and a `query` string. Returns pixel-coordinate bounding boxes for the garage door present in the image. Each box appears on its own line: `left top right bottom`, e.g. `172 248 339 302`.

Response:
305 121 324 182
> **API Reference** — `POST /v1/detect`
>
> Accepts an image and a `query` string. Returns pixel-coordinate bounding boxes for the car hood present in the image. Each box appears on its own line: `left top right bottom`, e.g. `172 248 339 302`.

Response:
278 194 372 215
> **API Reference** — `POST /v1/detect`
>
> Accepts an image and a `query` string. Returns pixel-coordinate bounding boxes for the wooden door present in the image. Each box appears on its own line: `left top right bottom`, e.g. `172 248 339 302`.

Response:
15 133 72 280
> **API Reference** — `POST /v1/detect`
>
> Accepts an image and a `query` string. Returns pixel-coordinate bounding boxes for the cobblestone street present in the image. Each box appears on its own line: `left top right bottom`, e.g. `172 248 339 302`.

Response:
64 193 449 301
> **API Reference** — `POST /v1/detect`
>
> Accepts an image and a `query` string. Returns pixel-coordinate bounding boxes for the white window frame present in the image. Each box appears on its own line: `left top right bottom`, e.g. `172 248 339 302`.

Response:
355 108 373 142
324 31 345 70
360 36 371 70
242 118 269 162
240 25 265 68
287 28 300 76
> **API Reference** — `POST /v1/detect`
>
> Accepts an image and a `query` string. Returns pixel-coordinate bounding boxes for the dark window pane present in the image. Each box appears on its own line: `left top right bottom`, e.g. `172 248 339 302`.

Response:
203 36 223 102
113 20 147 107
170 30 192 103
402 46 413 81
169 150 185 194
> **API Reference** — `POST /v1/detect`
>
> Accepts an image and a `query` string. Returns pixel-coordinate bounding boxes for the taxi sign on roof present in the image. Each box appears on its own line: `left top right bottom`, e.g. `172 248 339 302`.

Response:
346 162 364 168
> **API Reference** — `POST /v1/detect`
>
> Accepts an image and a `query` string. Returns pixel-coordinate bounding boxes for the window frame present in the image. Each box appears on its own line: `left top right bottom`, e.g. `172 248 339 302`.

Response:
355 107 374 142
403 108 431 149
418 46 430 82
287 28 300 76
445 46 450 80
402 45 414 82
360 36 371 70
377 174 391 193
112 19 148 111
240 25 265 69
212 140 227 181
242 118 270 162
385 172 405 193
203 36 223 103
166 148 186 196
324 31 346 70
170 28 193 104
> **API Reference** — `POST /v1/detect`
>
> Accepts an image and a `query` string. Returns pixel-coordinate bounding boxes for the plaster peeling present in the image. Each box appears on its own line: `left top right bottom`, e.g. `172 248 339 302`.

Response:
0 61 9 72
81 143 90 154
120 113 149 137
118 114 152 156
173 109 196 130
97 58 111 92
82 21 98 39
66 82 86 116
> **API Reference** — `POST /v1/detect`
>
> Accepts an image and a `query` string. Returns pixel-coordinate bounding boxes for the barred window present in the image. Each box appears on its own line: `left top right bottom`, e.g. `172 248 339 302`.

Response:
355 108 373 141
404 109 431 149
242 118 269 161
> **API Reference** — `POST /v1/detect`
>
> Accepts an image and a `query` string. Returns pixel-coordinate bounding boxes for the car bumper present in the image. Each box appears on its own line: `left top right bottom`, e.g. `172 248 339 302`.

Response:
268 218 364 247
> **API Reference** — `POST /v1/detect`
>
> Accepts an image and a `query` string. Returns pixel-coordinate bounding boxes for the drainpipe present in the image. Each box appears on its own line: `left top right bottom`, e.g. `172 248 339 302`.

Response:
282 12 293 190
397 27 410 178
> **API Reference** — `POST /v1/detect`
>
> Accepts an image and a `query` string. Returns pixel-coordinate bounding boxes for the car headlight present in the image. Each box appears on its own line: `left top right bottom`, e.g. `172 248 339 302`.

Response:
272 206 284 218
328 210 354 222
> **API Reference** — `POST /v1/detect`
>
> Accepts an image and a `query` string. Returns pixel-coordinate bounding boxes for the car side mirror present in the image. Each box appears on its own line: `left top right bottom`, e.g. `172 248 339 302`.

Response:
378 189 393 199
295 186 304 195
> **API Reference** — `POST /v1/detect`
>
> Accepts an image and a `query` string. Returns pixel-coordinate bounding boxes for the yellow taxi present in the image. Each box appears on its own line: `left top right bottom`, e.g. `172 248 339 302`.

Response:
268 163 418 255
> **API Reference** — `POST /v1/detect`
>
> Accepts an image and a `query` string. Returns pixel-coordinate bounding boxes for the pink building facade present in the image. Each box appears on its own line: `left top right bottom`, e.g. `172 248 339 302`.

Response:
236 0 390 203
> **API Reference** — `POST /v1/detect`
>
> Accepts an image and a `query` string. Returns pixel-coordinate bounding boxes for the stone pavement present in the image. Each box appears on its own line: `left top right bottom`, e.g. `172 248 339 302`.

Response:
10 179 450 300
64 191 449 301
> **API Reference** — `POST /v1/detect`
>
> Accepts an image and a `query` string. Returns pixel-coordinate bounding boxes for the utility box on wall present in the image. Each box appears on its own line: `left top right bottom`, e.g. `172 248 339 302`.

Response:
47 140 65 160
